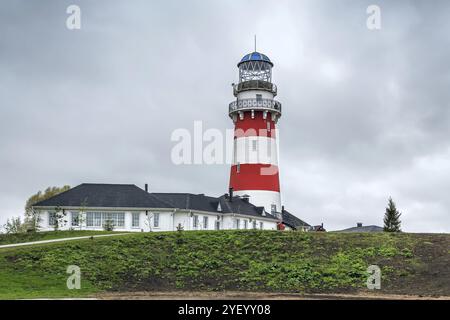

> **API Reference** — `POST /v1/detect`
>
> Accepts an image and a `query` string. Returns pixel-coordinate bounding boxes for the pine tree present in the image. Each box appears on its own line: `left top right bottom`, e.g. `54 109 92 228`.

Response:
383 197 402 232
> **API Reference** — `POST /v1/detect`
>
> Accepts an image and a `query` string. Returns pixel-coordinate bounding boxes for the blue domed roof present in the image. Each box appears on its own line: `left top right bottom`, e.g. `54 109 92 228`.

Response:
238 52 273 67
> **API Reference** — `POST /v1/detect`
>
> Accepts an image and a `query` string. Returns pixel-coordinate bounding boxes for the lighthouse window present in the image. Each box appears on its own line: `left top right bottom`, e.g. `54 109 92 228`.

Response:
256 94 262 102
237 162 240 173
252 140 257 151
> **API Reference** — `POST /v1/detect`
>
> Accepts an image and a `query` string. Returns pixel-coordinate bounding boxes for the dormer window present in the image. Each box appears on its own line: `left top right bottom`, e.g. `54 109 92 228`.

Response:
271 204 277 214
217 203 222 212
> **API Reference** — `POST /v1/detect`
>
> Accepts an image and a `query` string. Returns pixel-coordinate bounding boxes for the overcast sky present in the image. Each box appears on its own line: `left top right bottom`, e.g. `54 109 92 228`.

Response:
1 0 449 232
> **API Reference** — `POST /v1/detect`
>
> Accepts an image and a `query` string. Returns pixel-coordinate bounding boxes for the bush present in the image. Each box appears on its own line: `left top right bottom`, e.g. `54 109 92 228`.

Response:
103 219 115 231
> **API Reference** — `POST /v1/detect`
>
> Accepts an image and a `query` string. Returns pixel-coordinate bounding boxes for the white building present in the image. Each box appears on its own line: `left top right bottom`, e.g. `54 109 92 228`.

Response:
32 183 310 232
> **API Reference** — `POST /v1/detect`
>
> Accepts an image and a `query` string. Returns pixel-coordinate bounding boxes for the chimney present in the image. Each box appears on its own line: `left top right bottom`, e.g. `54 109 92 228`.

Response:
229 187 233 202
357 222 363 228
145 184 148 192
282 205 285 212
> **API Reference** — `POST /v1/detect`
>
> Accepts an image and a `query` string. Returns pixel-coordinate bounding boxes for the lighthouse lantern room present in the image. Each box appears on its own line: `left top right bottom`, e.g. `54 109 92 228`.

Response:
229 51 282 216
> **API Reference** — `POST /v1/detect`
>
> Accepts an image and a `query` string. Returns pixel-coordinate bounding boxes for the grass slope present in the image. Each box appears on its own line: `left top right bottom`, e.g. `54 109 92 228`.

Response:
0 231 448 299
0 230 122 245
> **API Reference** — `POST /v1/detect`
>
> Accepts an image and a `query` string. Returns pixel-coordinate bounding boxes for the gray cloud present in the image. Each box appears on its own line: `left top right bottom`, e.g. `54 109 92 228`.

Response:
1 0 449 232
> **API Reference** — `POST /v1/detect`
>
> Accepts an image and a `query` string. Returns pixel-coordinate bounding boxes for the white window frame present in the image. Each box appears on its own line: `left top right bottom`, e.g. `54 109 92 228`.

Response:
153 212 160 228
215 220 220 230
244 220 248 229
236 218 240 230
85 212 125 228
203 216 209 229
253 220 257 229
193 215 199 229
132 212 140 228
71 212 79 227
259 222 264 230
48 212 56 227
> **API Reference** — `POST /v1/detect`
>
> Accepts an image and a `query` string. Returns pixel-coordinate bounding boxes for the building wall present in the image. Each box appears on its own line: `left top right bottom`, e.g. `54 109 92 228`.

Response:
37 209 279 232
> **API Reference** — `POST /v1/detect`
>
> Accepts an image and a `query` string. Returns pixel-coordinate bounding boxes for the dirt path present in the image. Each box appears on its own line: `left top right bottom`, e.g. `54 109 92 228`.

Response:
97 291 450 300
0 233 129 249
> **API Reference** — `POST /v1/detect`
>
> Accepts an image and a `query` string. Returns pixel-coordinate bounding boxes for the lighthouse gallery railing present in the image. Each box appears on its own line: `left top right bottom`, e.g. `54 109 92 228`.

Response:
229 98 282 114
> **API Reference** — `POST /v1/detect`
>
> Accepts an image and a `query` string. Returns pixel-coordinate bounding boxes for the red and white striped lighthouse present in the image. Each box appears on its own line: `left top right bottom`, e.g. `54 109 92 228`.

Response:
229 51 282 215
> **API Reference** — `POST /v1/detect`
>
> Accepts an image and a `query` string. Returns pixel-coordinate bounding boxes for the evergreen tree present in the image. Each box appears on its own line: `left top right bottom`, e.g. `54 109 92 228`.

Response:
383 197 402 232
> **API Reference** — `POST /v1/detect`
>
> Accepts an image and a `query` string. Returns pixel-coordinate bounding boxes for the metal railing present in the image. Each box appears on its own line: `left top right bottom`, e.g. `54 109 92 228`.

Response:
233 80 277 96
229 98 282 114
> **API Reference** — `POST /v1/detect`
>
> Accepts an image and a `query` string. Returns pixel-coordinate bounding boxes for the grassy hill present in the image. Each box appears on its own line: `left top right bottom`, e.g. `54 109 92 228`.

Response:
0 230 449 299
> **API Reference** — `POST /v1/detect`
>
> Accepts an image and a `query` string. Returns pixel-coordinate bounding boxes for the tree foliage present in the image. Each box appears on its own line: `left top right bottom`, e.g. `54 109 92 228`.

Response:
3 217 26 234
383 197 402 232
24 185 71 232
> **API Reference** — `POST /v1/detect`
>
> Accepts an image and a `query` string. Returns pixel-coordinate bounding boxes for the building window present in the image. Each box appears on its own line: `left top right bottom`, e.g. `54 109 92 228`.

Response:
256 94 262 102
48 212 56 226
237 162 240 173
259 222 264 230
203 216 209 229
86 213 93 227
235 218 240 230
215 220 220 230
244 220 248 229
193 215 199 229
71 212 79 227
94 212 101 227
153 212 160 228
253 221 257 229
86 212 125 228
132 212 140 228
252 140 257 152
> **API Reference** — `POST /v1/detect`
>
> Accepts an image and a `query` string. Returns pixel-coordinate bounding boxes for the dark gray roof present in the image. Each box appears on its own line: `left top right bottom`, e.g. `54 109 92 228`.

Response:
33 184 278 220
151 193 219 212
151 193 277 220
33 183 171 209
217 195 278 220
335 225 384 233
281 209 310 229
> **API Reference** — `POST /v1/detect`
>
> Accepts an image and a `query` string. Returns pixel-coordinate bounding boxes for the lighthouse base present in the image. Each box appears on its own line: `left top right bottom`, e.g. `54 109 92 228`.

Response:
234 190 281 216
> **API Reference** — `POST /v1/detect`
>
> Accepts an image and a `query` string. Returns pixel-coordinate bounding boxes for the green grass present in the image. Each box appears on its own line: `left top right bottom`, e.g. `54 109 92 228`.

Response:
0 231 448 299
0 230 122 245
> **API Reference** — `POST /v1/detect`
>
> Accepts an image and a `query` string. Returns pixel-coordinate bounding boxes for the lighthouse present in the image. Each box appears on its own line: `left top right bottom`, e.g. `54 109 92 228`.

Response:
229 51 282 215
